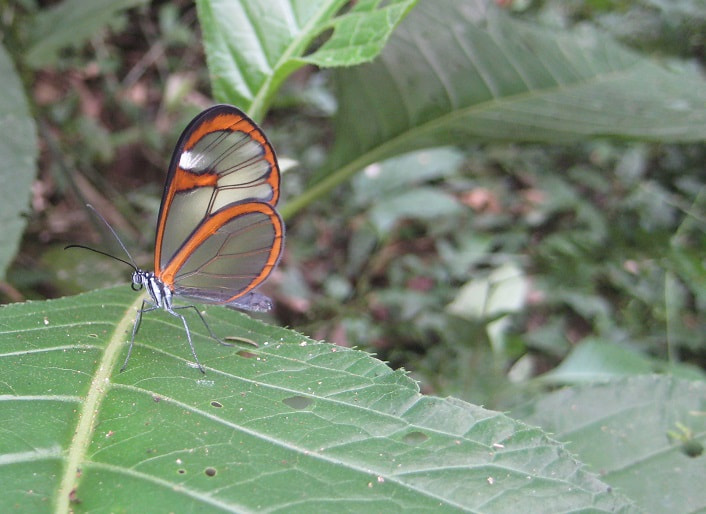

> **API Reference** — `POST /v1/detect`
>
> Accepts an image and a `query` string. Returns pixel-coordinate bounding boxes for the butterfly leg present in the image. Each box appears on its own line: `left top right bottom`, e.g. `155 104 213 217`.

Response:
166 306 206 374
121 299 158 372
173 305 235 347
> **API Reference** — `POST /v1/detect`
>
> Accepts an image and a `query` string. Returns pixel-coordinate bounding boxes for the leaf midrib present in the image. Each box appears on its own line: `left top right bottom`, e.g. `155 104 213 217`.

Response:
55 290 145 513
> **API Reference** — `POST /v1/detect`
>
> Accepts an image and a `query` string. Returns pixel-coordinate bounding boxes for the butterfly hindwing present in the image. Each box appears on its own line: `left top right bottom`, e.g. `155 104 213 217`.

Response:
163 202 283 304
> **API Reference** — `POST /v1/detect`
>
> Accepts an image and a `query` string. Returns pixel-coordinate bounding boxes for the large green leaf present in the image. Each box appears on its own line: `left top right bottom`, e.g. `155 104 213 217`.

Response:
282 0 706 217
0 44 37 280
538 338 706 384
0 286 636 512
195 0 418 120
514 376 706 514
24 0 149 68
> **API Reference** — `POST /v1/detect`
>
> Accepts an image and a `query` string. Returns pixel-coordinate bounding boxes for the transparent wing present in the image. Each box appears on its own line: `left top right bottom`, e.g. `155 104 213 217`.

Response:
160 201 284 306
155 105 280 273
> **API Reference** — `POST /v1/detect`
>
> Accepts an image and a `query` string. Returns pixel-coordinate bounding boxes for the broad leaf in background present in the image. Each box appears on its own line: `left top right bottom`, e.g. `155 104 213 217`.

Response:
283 0 706 217
0 287 636 512
24 0 149 68
196 0 418 121
513 376 706 514
538 338 706 384
0 44 37 280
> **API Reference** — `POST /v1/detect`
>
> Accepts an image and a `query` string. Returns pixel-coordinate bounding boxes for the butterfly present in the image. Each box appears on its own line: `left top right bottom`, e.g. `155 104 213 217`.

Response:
68 105 285 373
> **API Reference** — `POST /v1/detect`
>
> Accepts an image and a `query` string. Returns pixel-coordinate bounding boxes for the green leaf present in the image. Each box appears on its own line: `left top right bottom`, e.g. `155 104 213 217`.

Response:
514 376 706 514
195 0 417 120
25 0 149 68
351 147 465 207
368 187 463 233
0 286 636 511
447 263 528 321
447 263 528 355
540 338 656 383
301 0 420 68
539 338 706 384
283 0 706 217
0 43 37 280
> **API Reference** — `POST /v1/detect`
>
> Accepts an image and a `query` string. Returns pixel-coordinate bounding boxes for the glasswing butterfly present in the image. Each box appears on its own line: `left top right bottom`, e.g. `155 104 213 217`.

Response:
68 105 285 373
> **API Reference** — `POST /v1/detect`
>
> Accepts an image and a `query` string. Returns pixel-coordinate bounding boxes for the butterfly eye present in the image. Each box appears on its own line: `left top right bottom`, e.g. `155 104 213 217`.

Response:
131 271 144 291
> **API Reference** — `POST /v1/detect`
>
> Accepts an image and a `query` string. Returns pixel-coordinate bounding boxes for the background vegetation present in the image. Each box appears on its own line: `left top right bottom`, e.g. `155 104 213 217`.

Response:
0 0 704 511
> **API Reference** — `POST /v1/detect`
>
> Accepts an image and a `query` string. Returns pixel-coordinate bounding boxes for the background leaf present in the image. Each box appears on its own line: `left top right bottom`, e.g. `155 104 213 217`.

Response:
0 286 635 512
513 376 706 514
539 338 706 384
368 187 463 233
0 43 37 280
301 0 419 67
283 0 706 217
25 0 149 68
195 0 417 120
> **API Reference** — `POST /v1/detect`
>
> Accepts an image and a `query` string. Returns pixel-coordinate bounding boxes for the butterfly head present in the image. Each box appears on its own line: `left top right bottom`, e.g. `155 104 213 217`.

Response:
131 270 146 291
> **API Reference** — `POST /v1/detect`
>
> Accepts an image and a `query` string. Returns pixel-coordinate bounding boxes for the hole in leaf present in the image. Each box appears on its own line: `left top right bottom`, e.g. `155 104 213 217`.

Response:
681 439 703 458
668 423 703 457
283 395 312 410
316 28 334 46
403 431 429 444
210 401 223 408
205 467 217 477
224 336 258 347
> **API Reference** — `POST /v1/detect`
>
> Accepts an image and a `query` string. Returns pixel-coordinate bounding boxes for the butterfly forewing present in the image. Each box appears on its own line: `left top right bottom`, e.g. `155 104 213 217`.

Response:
155 105 280 273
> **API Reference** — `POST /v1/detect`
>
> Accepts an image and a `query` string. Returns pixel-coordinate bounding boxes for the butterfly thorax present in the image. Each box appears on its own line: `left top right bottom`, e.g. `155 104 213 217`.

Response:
132 270 173 310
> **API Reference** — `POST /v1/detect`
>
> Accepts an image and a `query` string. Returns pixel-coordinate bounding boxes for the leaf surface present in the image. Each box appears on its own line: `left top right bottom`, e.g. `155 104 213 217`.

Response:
514 376 706 514
0 286 636 512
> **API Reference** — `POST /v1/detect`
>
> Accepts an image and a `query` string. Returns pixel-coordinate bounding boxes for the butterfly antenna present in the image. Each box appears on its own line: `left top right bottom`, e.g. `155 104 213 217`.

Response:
64 204 139 270
64 244 138 271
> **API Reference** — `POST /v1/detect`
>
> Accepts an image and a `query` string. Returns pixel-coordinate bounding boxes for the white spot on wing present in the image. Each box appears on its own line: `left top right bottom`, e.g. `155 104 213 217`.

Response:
179 150 198 170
